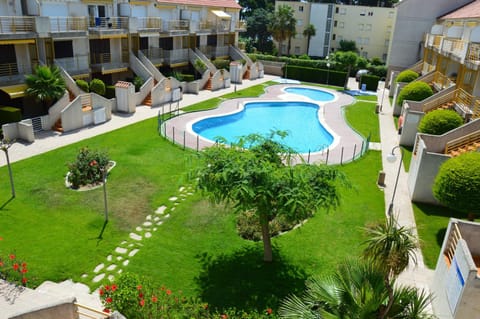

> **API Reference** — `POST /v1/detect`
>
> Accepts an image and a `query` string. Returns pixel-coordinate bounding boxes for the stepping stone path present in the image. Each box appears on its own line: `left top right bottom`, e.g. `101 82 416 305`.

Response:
83 185 196 285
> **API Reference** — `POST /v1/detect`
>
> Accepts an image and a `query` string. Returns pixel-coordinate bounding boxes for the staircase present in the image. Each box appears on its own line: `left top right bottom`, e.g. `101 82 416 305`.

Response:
204 76 213 90
52 118 63 133
243 67 250 80
142 92 152 106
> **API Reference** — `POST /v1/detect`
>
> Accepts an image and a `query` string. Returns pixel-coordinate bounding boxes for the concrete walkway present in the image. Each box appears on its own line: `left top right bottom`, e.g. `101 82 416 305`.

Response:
375 81 435 298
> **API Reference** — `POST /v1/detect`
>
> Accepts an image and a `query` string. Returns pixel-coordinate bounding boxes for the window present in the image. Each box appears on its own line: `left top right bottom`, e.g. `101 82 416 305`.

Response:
337 35 343 42
363 37 370 45
297 19 303 26
385 39 389 47
295 46 300 55
334 20 337 27
299 6 303 12
360 10 366 16
368 11 374 16
335 7 339 13
357 37 363 45
332 34 336 40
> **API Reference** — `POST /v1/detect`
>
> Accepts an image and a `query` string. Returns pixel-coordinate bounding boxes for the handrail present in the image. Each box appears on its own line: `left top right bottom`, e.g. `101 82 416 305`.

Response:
422 88 456 113
89 16 128 29
75 302 110 319
0 16 35 33
49 16 87 32
445 129 480 154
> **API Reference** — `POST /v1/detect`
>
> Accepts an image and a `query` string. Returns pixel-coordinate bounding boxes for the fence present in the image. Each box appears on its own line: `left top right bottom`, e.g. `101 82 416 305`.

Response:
157 107 370 165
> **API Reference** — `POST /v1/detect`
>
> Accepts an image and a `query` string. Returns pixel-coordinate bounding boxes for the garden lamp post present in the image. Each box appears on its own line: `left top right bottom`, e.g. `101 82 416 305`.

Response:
1 139 15 198
386 145 403 216
326 62 331 86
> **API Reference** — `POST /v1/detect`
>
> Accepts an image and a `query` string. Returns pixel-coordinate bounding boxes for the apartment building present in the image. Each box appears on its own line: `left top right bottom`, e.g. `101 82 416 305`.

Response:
274 1 393 60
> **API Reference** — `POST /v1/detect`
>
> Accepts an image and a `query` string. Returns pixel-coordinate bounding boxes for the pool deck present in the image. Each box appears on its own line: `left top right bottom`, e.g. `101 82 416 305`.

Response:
162 84 364 164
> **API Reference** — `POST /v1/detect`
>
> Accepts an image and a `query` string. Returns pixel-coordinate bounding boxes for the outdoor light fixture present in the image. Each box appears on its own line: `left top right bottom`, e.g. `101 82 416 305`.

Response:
387 145 403 216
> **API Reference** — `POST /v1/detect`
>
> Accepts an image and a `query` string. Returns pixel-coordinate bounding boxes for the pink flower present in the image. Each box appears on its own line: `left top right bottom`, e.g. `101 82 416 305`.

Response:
137 285 142 291
166 289 172 295
139 299 145 307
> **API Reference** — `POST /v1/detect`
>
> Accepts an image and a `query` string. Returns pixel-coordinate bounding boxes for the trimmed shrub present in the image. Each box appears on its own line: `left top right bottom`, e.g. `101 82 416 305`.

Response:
396 70 419 83
397 81 433 107
360 74 380 91
285 65 347 86
178 74 194 82
89 78 106 96
133 76 144 92
67 147 110 189
433 152 480 213
105 85 116 99
0 106 22 125
418 109 464 135
212 58 230 70
76 79 89 92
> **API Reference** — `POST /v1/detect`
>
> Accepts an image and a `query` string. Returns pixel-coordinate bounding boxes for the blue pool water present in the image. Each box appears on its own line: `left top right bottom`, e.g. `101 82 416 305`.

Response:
284 87 335 101
192 101 334 153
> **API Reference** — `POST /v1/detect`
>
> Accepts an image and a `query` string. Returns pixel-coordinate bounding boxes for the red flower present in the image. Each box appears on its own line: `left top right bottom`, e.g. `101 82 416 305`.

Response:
105 285 110 291
137 285 142 291
21 267 28 274
21 277 27 284
89 160 98 167
111 284 117 292
21 262 27 268
166 289 172 296
105 297 112 304
139 292 144 299
0 261 4 267
103 309 110 314
266 308 273 315
139 299 145 307
99 288 104 296
152 295 158 303
9 254 15 260
13 263 19 271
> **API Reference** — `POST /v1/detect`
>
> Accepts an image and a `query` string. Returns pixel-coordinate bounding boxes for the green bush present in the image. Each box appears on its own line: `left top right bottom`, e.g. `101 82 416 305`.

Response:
433 152 480 213
89 78 106 96
105 85 116 99
396 70 419 83
180 74 195 82
397 81 433 107
67 147 110 189
285 65 347 86
418 109 464 135
75 79 89 92
359 74 380 91
0 106 22 125
133 76 144 92
212 58 230 70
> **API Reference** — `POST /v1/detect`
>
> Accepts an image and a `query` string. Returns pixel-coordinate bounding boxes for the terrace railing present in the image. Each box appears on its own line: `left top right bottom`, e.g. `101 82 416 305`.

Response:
0 62 19 77
425 34 443 50
54 55 89 74
137 17 163 30
0 16 35 33
165 20 189 32
49 16 87 32
465 42 480 64
441 38 467 60
89 16 128 29
140 47 164 66
164 49 188 65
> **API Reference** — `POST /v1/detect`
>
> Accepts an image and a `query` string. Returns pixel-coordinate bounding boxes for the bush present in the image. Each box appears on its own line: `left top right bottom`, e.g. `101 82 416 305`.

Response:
370 57 384 66
397 81 433 107
418 109 464 135
359 74 380 91
0 106 22 125
396 70 419 83
90 78 106 96
212 58 230 70
105 85 116 99
133 76 144 92
67 147 110 189
284 65 347 86
76 79 89 93
433 152 480 213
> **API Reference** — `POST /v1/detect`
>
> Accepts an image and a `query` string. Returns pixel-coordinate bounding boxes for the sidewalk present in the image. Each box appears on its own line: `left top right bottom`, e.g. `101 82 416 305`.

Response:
0 75 277 167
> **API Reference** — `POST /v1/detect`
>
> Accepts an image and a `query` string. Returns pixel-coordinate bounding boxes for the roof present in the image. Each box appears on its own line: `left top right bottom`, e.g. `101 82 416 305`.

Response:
156 0 242 9
439 0 480 20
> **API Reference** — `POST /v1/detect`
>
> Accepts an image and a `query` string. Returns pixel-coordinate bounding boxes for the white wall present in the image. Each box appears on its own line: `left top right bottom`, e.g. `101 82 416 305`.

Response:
309 4 331 57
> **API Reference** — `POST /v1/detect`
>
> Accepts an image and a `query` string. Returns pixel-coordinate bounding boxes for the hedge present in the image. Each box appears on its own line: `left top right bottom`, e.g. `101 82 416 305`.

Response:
418 109 464 135
76 79 89 93
284 65 347 86
90 78 106 96
0 106 22 125
105 85 116 99
359 74 380 91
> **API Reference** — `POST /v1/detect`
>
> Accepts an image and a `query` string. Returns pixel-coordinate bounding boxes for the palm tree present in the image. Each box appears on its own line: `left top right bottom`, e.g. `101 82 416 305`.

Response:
25 65 66 113
303 24 316 56
363 216 419 319
268 5 296 56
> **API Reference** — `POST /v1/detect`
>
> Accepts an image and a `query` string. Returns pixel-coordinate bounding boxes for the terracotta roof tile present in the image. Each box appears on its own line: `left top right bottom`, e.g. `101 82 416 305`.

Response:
440 0 480 20
156 0 242 9
115 81 132 88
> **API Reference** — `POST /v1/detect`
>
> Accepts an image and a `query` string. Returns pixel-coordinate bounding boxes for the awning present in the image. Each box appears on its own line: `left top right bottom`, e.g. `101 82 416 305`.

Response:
0 39 35 45
0 84 27 99
211 10 231 20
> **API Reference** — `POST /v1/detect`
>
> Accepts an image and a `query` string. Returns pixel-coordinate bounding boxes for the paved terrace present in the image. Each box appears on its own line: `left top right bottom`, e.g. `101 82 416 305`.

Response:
162 84 365 165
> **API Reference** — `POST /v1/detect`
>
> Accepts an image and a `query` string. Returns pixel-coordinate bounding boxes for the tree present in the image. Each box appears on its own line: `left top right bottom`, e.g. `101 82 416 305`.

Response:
25 65 66 113
418 109 464 135
433 152 480 214
239 0 275 19
196 133 347 262
302 24 316 56
245 8 274 53
339 39 357 52
268 5 296 56
333 51 358 89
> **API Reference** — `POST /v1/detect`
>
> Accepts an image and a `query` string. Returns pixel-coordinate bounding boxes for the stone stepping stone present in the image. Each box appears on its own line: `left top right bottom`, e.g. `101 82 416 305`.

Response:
117 269 123 274
115 247 128 254
94 263 104 273
143 221 152 227
145 232 152 238
157 221 163 226
123 260 129 266
129 249 139 257
153 227 158 231
81 274 88 279
121 241 127 245
155 206 167 214
169 196 178 202
174 202 179 206
171 207 176 211
179 186 185 192
116 256 123 261
108 275 114 282
93 273 105 283
106 264 117 271
136 226 143 232
130 233 142 241
146 215 152 220
107 255 112 262
187 192 194 196
128 243 134 247
164 214 170 219
154 216 160 221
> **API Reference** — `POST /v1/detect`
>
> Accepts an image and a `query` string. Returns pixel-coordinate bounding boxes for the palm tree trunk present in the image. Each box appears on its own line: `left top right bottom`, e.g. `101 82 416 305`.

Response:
306 36 311 56
278 40 283 57
379 279 395 319
260 214 273 262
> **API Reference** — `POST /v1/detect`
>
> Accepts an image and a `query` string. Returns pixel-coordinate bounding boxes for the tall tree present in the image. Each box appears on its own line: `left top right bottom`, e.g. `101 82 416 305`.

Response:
339 39 358 52
268 5 296 56
196 133 347 262
25 65 66 113
245 8 273 53
303 24 316 56
333 51 359 89
239 0 275 18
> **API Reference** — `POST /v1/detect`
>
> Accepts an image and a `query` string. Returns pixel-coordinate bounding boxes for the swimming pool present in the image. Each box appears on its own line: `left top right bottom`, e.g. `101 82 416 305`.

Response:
284 87 335 102
192 101 334 153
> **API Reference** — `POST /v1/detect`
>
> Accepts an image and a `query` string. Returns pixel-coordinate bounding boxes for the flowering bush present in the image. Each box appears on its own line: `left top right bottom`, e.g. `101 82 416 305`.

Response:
0 238 28 286
67 147 110 189
99 273 277 318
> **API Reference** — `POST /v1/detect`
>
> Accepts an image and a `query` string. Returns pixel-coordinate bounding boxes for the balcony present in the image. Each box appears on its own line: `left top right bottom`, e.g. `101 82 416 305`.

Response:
465 42 480 67
140 48 164 66
137 17 163 33
90 52 129 74
163 49 188 67
49 17 88 37
0 61 36 86
55 55 90 77
89 17 128 38
441 38 467 62
425 33 443 51
163 20 189 36
235 20 246 32
0 16 35 40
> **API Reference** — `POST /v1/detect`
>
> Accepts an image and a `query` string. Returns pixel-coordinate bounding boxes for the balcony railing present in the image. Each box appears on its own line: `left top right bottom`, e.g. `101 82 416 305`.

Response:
236 20 246 30
91 52 129 65
455 88 478 114
137 17 163 30
441 38 467 60
165 20 189 32
49 17 88 32
141 48 164 65
55 55 89 74
466 42 480 64
433 71 454 90
89 17 128 29
0 16 35 33
0 62 19 76
164 49 188 65
425 34 443 50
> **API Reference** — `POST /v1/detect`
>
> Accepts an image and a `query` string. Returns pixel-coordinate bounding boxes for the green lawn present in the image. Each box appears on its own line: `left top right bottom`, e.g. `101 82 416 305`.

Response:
344 100 381 143
0 82 405 313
